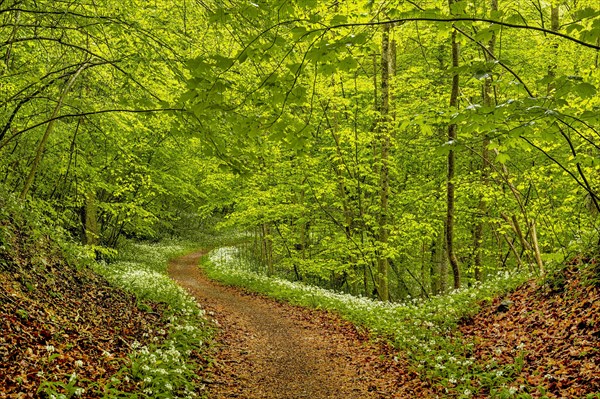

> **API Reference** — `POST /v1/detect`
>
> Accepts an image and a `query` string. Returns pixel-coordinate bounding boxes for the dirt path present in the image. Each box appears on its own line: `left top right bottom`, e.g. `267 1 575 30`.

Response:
169 251 427 399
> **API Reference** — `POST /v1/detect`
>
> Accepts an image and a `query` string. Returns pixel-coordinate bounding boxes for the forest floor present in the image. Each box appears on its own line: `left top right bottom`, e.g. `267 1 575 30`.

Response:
460 262 600 398
169 251 432 399
2 243 598 398
0 241 170 397
171 251 600 399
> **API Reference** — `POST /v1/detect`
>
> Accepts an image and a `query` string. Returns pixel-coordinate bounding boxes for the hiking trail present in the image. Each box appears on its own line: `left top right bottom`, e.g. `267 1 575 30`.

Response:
168 251 426 399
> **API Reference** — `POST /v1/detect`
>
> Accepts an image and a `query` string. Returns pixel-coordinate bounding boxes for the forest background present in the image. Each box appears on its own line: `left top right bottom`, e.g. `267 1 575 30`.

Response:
1 0 599 301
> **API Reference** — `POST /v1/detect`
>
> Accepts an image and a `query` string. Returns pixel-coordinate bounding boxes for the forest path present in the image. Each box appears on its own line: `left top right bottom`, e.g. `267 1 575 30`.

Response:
168 251 424 399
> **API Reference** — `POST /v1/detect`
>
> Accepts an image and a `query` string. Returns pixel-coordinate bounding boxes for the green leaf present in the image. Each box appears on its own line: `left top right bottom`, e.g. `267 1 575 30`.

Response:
329 15 348 26
291 26 308 40
188 57 211 75
574 82 597 99
474 28 495 42
450 0 468 15
495 152 510 164
338 56 358 71
211 55 235 69
309 13 322 23
572 7 600 20
237 50 249 64
474 70 491 80
565 23 584 35
489 10 505 19
286 63 303 74
580 110 600 123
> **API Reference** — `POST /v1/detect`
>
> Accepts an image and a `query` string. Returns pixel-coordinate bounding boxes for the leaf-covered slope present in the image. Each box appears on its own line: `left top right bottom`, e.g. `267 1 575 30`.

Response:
0 209 168 397
460 264 600 398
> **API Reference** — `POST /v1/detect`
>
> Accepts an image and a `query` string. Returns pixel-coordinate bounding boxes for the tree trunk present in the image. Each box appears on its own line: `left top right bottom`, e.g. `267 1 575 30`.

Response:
20 64 87 200
472 0 498 281
430 239 440 295
497 157 545 274
261 223 274 276
547 5 559 95
530 220 545 275
446 19 461 289
84 191 99 245
377 23 393 301
440 227 449 293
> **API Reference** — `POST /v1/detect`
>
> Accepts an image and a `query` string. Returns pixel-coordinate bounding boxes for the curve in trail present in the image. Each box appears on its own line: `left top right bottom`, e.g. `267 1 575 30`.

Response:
169 251 427 399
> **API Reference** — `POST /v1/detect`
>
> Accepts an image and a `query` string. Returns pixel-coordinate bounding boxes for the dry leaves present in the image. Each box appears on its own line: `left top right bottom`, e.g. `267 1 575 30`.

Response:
460 265 600 398
0 243 168 398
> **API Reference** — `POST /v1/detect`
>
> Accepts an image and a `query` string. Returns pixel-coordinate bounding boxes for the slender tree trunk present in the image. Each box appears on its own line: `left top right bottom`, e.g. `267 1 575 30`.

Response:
503 232 523 269
497 158 545 273
446 20 461 289
377 24 393 301
473 0 498 281
298 185 309 264
84 191 99 245
20 64 87 200
261 223 274 276
4 10 21 68
440 228 449 293
530 220 545 274
431 231 450 294
547 5 559 94
430 239 439 294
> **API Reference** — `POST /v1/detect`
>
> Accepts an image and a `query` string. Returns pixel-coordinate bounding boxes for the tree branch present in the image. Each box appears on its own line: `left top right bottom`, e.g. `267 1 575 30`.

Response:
0 108 184 151
327 16 600 50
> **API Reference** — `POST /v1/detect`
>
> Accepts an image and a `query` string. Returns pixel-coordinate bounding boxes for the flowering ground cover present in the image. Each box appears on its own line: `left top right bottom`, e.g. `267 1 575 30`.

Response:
0 229 172 397
0 199 211 398
92 241 213 398
0 264 166 397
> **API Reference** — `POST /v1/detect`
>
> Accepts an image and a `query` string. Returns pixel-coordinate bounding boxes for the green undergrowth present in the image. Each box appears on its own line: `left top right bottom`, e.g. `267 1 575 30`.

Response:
1 189 213 398
92 240 212 399
202 246 532 398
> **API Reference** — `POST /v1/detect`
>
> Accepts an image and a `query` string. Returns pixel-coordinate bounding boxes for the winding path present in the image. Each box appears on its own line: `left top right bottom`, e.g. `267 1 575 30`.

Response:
168 251 425 399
